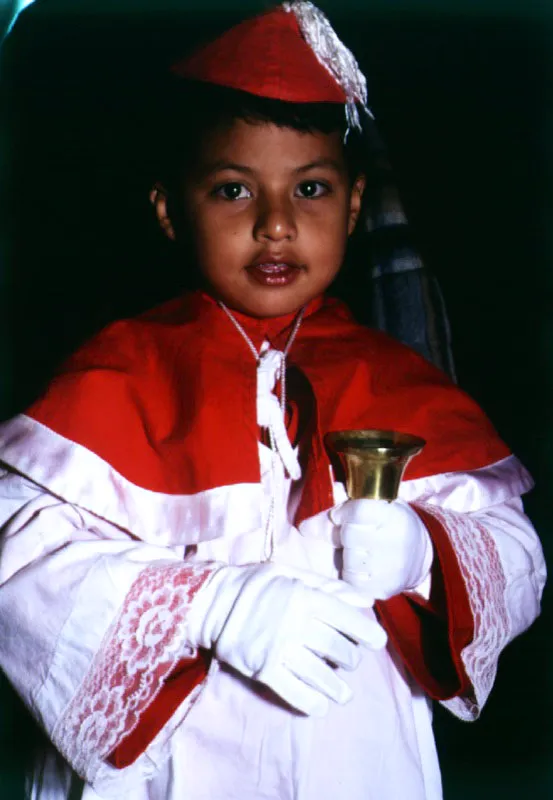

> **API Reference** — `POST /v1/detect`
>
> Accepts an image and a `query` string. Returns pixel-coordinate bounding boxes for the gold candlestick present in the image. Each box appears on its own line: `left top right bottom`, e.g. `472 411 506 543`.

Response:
325 429 425 501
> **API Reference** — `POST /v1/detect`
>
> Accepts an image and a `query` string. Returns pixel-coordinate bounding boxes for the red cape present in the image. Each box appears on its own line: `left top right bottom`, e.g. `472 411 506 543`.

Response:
27 291 509 524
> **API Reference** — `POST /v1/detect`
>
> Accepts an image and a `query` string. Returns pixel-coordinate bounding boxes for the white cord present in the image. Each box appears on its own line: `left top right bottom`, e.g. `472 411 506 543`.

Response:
218 302 306 561
218 303 261 361
218 302 304 420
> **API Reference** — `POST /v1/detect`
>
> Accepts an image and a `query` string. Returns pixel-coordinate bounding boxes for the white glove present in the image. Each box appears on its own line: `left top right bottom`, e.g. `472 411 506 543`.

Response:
186 563 387 716
331 499 434 601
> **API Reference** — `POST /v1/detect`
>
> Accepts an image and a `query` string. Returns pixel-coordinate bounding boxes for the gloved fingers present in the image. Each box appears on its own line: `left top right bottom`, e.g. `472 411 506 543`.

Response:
284 648 352 705
302 621 362 671
342 542 373 572
340 522 381 549
313 578 375 607
263 563 336 589
340 513 434 597
330 498 394 527
341 568 387 599
341 564 372 586
264 566 369 604
311 592 387 650
341 542 404 600
256 662 330 717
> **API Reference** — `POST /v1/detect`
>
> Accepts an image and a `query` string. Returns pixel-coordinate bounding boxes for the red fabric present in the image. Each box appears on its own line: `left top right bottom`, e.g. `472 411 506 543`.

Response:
376 505 473 700
27 291 510 528
35 292 495 768
109 650 212 770
171 8 347 104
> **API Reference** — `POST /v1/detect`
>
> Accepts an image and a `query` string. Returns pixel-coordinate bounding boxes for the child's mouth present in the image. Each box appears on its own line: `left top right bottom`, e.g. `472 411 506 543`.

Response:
246 262 302 288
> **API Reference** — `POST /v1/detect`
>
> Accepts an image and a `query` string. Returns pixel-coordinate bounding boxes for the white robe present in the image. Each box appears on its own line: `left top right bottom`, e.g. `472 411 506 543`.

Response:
0 349 545 800
0 446 544 800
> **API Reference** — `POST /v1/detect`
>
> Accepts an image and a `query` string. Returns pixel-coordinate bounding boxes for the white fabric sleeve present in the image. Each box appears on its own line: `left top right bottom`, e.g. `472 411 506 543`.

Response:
330 454 545 719
0 469 219 793
416 496 545 721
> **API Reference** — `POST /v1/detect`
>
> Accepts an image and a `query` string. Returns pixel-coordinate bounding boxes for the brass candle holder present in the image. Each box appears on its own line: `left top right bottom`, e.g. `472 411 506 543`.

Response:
325 429 425 501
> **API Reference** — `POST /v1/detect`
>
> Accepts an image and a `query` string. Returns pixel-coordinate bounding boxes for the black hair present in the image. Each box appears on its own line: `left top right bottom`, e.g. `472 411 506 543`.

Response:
154 79 367 193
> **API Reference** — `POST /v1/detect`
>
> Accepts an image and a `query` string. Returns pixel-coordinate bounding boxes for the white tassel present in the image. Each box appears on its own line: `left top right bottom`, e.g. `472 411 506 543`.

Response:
283 0 374 132
257 349 302 481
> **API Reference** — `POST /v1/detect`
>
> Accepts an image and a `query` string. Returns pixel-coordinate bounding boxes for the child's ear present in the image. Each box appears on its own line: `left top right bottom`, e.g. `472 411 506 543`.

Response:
150 184 176 241
347 174 366 236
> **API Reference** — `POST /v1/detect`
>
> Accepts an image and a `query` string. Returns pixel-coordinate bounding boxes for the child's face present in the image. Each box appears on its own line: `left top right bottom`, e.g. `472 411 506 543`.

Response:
153 118 364 318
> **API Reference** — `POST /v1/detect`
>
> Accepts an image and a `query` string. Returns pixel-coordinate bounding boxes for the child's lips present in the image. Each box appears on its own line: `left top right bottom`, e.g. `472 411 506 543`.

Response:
246 261 302 287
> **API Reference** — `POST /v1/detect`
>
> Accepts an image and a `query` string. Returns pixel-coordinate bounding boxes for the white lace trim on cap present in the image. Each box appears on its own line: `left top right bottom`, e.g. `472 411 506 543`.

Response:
283 0 372 130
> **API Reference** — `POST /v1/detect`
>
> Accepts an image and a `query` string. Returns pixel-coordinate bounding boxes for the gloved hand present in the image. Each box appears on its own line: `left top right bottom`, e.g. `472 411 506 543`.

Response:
186 563 387 716
330 499 434 601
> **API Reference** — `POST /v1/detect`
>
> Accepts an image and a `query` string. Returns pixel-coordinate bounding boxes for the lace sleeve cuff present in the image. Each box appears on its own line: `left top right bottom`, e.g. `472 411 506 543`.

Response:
52 561 218 783
416 503 511 720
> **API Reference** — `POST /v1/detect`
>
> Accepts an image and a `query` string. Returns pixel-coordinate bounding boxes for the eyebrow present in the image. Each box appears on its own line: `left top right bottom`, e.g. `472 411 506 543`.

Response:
201 161 255 179
295 158 343 174
201 157 343 179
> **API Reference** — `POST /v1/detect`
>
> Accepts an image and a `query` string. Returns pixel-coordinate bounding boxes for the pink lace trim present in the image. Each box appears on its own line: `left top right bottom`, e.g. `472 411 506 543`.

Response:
52 561 216 781
418 504 511 720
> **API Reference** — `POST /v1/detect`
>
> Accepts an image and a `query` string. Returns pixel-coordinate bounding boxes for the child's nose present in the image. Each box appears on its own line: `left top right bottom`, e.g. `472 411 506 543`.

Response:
253 197 297 243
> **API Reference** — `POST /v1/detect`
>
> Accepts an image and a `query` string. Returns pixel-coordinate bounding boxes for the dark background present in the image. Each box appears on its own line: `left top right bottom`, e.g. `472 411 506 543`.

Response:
0 1 551 796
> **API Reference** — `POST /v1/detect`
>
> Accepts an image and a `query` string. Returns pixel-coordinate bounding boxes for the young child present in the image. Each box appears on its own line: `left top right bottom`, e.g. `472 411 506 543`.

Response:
0 3 545 799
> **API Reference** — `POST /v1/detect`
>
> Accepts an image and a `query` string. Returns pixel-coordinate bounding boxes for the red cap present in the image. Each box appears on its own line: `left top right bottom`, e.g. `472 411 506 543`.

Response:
171 7 347 104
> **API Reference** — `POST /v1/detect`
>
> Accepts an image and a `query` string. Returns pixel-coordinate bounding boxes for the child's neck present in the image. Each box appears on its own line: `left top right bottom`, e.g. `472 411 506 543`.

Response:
198 289 325 333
